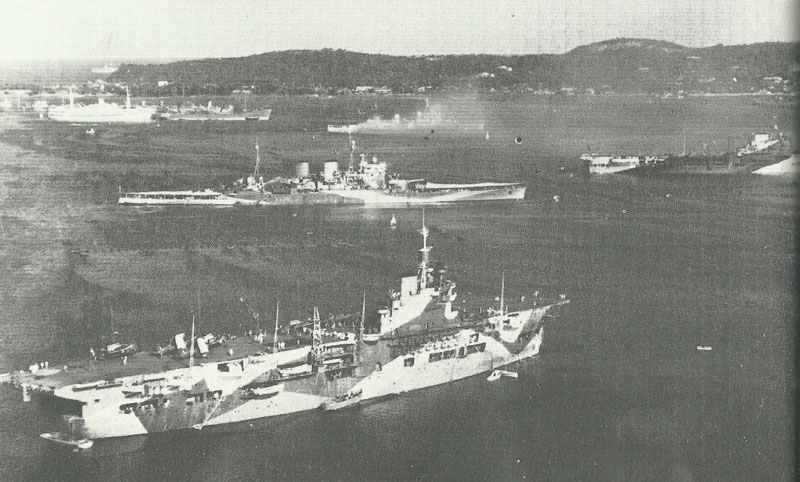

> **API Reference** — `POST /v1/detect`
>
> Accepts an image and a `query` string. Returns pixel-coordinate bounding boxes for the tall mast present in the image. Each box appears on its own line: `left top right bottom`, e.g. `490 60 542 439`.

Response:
311 306 323 363
499 271 505 315
253 143 261 179
418 209 431 272
189 314 196 368
359 289 366 341
273 300 280 353
417 209 432 290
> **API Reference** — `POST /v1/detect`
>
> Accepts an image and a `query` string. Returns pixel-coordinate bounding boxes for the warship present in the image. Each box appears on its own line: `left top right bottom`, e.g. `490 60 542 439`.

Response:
2 216 567 448
118 141 526 206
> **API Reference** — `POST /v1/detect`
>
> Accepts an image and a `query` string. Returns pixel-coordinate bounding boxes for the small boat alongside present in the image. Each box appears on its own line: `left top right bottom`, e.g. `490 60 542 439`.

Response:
696 345 713 352
321 389 363 411
487 369 518 381
40 432 93 451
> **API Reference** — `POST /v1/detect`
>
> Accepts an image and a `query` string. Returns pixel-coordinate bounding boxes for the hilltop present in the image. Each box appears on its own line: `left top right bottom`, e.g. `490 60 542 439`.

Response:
108 38 798 95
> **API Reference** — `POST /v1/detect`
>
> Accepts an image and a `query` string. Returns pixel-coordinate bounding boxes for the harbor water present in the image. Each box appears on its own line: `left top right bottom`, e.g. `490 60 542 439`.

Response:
0 94 794 481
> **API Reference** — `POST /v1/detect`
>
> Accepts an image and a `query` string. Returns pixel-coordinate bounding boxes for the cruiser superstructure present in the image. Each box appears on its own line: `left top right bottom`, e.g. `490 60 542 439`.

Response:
3 215 567 447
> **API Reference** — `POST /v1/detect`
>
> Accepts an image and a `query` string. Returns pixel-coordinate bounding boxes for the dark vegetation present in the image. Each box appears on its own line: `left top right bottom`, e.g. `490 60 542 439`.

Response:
108 38 799 96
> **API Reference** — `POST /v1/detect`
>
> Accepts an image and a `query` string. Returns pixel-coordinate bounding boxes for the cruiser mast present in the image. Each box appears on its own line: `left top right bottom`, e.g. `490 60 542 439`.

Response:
189 314 196 368
359 290 366 342
273 300 280 353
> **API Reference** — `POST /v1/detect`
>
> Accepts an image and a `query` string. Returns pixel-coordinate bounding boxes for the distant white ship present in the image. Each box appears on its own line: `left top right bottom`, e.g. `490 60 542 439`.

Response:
327 124 360 134
91 64 118 75
48 87 156 124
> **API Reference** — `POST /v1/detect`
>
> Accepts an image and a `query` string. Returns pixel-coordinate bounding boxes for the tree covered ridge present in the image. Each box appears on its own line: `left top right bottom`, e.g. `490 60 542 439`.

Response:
109 38 799 95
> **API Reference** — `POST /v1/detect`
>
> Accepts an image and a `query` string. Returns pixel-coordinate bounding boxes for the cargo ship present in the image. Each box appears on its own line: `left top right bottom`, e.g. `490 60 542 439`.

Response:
2 217 567 447
156 101 272 122
47 87 156 124
119 143 526 206
580 154 665 175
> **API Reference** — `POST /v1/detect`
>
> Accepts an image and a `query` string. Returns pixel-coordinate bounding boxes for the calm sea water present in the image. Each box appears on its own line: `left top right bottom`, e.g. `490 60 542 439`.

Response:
0 95 795 482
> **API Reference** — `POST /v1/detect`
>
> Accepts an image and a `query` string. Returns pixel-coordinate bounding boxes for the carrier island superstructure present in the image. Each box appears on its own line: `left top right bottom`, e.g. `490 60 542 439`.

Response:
2 217 567 446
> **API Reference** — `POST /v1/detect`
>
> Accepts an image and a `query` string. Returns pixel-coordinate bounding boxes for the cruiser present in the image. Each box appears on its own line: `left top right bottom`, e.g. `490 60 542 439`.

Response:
119 142 526 206
5 216 567 446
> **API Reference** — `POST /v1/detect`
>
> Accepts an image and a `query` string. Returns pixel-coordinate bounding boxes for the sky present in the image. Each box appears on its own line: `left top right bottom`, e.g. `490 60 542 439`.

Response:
0 0 795 61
